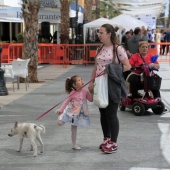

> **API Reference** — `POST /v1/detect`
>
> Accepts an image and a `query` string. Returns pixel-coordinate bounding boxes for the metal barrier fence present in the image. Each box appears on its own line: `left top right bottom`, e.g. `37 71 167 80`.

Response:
0 42 170 65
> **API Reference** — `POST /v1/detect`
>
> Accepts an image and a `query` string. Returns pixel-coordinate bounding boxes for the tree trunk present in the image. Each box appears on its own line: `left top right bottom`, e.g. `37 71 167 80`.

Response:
95 0 100 19
22 0 40 83
84 0 92 23
60 0 70 44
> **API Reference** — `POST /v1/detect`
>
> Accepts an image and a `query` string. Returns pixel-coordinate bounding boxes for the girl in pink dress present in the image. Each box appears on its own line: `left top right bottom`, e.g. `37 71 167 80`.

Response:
57 75 93 150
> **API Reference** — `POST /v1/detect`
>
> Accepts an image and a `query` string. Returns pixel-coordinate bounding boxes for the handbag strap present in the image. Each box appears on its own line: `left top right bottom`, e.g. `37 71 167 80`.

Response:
96 45 104 56
113 45 121 64
139 54 146 64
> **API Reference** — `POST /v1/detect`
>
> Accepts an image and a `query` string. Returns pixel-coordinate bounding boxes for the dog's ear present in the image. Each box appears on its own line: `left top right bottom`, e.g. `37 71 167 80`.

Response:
15 121 18 127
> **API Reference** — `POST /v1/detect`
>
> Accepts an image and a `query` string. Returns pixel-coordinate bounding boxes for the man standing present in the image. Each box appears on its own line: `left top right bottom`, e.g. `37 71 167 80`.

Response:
125 27 143 58
121 31 131 48
124 27 143 80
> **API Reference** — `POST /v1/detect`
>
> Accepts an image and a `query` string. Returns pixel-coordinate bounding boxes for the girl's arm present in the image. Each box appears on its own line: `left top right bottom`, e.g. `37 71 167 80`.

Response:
58 93 73 113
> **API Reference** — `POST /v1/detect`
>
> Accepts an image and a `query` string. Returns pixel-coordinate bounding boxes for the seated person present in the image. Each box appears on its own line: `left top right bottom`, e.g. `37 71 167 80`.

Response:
127 41 160 98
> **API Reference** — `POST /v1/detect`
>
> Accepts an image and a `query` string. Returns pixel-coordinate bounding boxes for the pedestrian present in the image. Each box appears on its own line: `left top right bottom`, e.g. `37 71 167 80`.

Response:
128 41 160 99
56 75 93 150
124 27 143 79
160 29 166 55
125 27 143 58
121 31 131 48
156 28 161 55
88 24 131 154
150 29 156 48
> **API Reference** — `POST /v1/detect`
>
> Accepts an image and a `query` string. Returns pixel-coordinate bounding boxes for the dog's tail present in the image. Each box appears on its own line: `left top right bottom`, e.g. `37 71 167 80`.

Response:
34 125 45 134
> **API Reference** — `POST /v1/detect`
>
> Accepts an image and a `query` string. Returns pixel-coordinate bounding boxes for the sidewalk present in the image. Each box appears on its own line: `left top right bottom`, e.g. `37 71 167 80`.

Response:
0 64 76 107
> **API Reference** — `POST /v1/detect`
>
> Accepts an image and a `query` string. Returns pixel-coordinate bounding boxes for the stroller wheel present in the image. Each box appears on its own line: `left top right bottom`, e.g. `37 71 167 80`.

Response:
152 102 165 115
119 99 126 111
132 102 145 116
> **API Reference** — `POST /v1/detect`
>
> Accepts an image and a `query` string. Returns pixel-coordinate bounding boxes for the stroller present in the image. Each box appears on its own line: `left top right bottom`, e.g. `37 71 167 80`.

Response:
119 64 165 116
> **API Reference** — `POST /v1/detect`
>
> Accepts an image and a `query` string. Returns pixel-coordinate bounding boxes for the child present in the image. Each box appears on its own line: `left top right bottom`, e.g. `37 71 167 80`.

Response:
57 75 93 150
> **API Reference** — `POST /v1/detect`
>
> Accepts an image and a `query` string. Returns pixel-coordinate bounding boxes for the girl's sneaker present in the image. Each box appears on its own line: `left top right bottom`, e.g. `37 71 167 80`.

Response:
99 137 110 149
72 145 81 150
102 140 118 154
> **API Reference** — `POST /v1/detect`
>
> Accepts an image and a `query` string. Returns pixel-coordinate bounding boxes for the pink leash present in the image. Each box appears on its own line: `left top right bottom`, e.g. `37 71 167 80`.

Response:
36 71 105 120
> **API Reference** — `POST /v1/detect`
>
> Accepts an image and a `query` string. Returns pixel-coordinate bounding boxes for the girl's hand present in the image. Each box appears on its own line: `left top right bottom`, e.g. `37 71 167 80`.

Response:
88 82 94 94
57 111 62 115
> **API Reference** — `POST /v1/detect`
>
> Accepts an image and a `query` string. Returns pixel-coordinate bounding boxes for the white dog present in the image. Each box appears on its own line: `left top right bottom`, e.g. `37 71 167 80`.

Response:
8 122 45 157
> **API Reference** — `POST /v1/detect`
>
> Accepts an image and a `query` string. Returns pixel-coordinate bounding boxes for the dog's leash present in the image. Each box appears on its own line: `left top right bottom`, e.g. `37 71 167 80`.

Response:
36 71 105 120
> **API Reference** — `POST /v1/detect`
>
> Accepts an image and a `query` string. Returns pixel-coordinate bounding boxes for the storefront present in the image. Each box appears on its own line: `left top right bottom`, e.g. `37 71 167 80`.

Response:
0 0 61 43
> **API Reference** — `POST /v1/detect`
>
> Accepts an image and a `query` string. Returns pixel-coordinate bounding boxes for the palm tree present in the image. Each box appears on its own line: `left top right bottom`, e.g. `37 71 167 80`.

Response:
99 1 121 19
22 0 41 83
84 0 92 23
91 0 121 19
60 0 71 44
95 0 100 19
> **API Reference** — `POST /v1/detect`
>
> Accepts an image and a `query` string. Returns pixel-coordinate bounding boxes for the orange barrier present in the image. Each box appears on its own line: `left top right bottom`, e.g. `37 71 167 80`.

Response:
38 44 53 64
0 43 10 63
8 43 23 63
1 42 170 65
63 44 101 66
148 48 158 55
51 45 65 65
64 44 88 65
86 44 100 64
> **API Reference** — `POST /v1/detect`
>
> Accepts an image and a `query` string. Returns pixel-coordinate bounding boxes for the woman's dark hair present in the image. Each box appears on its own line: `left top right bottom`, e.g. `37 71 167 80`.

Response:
65 75 79 93
97 24 118 59
101 24 117 45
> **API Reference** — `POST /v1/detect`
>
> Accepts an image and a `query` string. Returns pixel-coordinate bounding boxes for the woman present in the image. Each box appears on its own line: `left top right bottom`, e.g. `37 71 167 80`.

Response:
88 24 131 154
156 28 161 55
160 29 166 55
128 41 160 98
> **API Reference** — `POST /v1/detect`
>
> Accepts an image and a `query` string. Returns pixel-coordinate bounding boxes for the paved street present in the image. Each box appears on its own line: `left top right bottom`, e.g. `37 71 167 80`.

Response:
0 62 170 170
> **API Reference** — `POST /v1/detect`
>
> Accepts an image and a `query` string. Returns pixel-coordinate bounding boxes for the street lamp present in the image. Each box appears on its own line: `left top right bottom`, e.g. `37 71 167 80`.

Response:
0 46 8 96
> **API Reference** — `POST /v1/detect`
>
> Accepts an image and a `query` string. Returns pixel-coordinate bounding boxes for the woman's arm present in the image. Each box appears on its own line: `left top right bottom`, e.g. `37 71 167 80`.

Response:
86 90 93 102
121 57 131 72
88 63 97 94
117 46 131 71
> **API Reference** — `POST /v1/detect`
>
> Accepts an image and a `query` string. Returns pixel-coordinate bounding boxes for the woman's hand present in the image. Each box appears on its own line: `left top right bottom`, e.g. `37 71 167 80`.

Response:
149 63 154 68
149 63 160 70
149 63 158 69
88 82 94 94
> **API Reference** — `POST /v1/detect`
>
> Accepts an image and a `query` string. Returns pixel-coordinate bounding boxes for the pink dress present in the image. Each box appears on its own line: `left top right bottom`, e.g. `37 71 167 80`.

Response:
58 88 93 126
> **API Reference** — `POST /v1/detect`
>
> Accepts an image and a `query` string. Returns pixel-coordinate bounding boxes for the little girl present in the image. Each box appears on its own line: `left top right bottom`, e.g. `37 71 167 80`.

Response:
57 75 93 150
